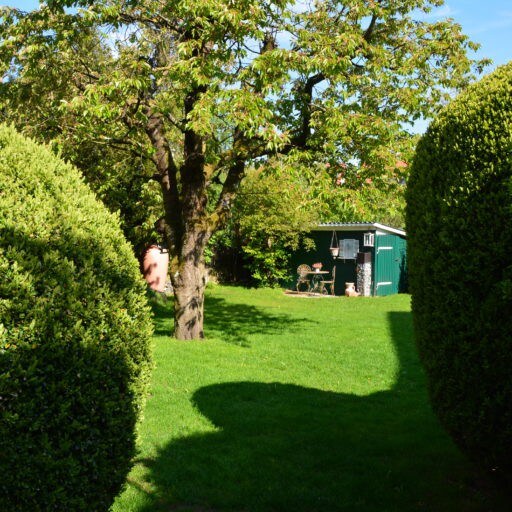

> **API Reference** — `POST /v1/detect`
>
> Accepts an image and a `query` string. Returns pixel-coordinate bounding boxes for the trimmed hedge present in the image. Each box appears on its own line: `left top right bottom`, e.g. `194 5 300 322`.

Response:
406 63 512 475
0 125 153 511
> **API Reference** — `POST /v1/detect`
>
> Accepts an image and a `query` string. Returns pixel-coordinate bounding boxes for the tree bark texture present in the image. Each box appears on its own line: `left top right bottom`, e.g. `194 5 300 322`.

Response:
172 255 208 340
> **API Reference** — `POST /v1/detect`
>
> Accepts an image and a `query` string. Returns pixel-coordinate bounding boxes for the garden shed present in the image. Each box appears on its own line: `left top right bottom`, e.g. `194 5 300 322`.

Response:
289 222 407 296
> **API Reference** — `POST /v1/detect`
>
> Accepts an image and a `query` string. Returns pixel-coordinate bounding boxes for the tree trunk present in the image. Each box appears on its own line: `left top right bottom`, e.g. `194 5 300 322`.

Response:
170 224 210 340
173 258 207 339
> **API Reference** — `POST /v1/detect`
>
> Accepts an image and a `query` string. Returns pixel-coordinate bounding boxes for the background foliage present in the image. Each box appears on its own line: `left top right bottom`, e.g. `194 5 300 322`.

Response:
211 138 413 286
0 25 163 256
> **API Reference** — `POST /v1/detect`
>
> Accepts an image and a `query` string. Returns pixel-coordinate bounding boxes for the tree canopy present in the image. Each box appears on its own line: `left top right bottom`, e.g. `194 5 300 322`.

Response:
0 0 487 338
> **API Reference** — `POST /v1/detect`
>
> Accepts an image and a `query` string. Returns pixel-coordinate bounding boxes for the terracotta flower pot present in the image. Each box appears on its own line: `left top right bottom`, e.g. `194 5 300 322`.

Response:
344 282 359 297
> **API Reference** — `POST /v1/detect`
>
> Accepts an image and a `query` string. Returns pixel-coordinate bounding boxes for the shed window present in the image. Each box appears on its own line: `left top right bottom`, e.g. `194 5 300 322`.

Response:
363 232 375 247
339 239 359 259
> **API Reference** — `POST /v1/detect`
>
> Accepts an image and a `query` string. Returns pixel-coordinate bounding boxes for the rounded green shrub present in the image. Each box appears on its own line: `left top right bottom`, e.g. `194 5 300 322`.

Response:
406 62 512 475
0 125 153 511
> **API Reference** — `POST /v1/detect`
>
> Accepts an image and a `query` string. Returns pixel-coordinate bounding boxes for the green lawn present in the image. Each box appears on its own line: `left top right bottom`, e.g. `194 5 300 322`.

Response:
113 286 508 512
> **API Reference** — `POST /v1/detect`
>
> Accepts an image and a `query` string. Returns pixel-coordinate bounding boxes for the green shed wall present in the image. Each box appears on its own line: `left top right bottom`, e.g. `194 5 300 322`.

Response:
373 233 407 296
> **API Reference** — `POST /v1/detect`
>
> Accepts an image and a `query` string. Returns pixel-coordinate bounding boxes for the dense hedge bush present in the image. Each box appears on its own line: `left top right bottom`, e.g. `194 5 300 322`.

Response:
406 63 512 475
0 125 153 511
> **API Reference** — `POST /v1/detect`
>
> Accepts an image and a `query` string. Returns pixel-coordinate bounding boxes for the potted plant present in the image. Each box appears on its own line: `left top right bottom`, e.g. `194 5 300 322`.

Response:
330 231 339 257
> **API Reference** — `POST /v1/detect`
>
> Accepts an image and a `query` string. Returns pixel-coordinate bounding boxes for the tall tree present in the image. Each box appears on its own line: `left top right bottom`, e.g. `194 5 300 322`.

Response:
0 0 486 339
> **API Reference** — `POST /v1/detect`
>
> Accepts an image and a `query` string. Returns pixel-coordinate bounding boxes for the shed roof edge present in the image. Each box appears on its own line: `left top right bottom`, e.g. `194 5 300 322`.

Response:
315 222 406 237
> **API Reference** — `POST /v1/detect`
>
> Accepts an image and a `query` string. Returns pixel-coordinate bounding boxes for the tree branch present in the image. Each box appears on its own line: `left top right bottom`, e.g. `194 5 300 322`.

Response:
363 13 379 42
209 162 245 233
283 72 325 152
143 106 182 251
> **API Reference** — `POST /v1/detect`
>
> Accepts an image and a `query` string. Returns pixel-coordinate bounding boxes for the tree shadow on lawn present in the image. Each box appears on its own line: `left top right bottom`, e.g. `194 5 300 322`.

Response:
151 294 316 347
132 312 510 512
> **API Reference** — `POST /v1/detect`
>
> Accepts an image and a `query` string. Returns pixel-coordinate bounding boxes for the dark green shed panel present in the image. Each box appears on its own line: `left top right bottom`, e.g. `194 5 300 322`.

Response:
374 234 407 296
287 230 368 296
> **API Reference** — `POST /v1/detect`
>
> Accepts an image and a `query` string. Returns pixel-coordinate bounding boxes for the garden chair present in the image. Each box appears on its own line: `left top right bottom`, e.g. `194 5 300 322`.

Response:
296 264 311 292
321 266 336 296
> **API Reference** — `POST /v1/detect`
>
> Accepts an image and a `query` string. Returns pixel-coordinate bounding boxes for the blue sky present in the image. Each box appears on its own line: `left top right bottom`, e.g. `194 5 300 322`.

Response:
424 0 512 72
6 0 511 73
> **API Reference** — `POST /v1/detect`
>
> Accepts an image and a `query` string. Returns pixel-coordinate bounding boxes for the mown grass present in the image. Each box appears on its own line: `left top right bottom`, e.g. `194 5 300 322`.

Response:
113 286 509 512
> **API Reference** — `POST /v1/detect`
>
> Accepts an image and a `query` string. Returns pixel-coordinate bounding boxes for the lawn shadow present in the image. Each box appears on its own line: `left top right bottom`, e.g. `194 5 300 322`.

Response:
131 312 510 511
151 294 317 347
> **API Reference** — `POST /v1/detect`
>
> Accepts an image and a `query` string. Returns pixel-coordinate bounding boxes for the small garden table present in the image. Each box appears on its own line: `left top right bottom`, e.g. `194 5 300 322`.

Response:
306 270 329 294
